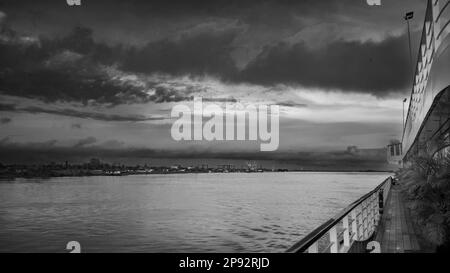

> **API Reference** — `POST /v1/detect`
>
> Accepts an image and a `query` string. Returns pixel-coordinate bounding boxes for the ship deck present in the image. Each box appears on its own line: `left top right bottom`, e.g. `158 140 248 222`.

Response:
375 185 422 253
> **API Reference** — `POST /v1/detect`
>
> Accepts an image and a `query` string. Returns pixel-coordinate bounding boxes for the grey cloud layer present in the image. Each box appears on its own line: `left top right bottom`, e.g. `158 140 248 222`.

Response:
0 0 425 106
0 117 11 124
0 103 167 122
239 36 413 94
0 24 414 105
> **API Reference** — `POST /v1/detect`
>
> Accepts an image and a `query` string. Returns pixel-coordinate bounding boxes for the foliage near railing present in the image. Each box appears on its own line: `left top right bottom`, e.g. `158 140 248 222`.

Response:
397 152 450 252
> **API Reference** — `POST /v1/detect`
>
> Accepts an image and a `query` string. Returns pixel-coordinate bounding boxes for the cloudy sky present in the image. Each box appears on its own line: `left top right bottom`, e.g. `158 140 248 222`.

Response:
0 0 427 165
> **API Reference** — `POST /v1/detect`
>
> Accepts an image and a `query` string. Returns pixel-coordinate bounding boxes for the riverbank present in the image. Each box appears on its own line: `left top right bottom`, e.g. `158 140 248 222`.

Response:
0 167 393 180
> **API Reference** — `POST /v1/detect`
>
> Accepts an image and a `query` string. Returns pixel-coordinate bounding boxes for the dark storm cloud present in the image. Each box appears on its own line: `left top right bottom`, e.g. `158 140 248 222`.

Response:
0 103 15 111
0 0 426 106
0 117 11 124
0 0 349 27
73 136 97 148
202 97 237 103
277 101 308 108
239 35 412 95
71 123 82 129
0 28 137 104
0 69 151 105
2 139 59 149
148 86 194 103
119 25 414 95
2 24 413 101
121 23 241 78
0 26 152 105
0 25 236 104
0 24 414 100
0 103 168 122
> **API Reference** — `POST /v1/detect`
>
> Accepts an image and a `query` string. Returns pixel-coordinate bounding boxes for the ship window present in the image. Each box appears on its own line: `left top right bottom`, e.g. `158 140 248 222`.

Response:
395 144 401 156
390 145 395 156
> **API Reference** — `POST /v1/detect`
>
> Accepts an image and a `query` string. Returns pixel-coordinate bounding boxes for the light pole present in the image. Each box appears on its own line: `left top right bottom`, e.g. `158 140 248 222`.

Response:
404 11 414 76
403 11 414 148
403 98 408 136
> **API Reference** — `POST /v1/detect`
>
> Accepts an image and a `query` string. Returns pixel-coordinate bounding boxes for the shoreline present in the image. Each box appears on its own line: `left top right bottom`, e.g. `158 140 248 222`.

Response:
0 169 394 180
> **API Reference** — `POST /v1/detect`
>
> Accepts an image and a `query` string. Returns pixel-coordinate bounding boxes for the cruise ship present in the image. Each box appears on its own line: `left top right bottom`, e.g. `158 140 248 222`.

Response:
288 0 450 253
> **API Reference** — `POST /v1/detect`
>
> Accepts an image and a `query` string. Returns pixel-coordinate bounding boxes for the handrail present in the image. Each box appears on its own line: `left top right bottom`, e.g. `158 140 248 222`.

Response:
286 176 392 253
435 0 450 23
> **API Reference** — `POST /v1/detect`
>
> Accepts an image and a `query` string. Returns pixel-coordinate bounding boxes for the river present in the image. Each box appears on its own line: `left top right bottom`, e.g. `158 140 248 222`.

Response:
0 172 390 253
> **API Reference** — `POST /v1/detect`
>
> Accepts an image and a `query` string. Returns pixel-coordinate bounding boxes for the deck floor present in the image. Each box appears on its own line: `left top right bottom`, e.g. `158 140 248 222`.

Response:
375 185 421 253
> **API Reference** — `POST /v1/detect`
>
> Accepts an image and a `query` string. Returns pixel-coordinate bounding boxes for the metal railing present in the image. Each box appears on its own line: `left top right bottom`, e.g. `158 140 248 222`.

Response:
286 177 392 253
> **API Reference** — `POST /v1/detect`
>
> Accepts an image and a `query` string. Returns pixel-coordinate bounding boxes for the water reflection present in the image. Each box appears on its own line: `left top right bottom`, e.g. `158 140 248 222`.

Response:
0 172 390 252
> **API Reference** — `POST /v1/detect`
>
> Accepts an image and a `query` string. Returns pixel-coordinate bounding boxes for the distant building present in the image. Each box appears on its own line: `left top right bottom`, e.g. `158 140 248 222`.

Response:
89 158 101 168
387 143 402 166
346 146 360 155
246 161 257 172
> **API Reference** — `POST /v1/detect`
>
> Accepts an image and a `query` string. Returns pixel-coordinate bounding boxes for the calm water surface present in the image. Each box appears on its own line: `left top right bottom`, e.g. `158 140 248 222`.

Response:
0 172 390 252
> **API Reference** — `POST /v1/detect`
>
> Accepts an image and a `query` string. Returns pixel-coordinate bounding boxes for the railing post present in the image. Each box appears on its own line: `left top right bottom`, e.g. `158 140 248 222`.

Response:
351 209 358 240
362 202 368 239
368 196 372 234
375 191 381 223
366 200 371 235
358 205 364 240
308 242 318 253
329 226 338 253
343 215 350 248
375 194 378 222
384 178 391 205
368 198 373 234
369 195 375 234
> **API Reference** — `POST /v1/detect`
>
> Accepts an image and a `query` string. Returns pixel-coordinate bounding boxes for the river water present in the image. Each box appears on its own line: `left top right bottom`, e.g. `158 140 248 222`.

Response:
0 172 390 253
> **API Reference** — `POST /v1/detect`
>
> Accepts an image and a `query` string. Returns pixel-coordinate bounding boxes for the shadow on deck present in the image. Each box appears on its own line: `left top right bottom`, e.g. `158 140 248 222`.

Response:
374 185 422 253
